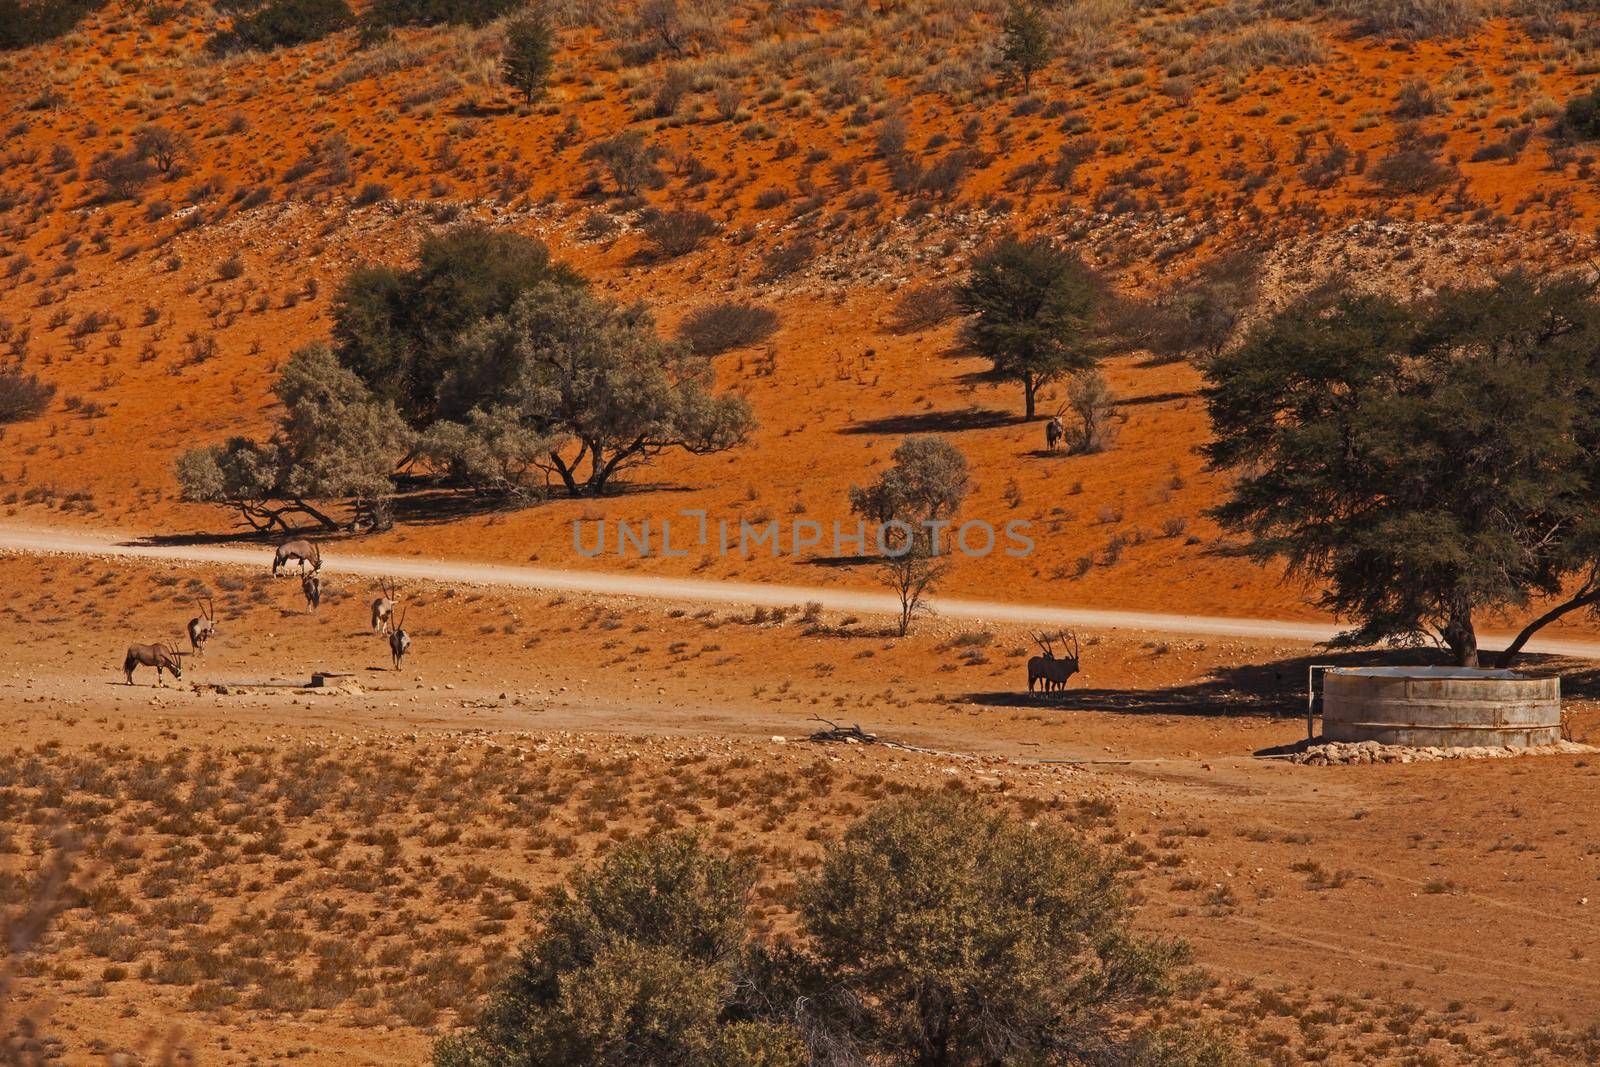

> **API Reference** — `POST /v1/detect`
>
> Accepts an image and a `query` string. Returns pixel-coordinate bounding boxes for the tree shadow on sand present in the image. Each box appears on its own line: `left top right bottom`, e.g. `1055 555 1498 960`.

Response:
842 408 1017 436
959 645 1589 720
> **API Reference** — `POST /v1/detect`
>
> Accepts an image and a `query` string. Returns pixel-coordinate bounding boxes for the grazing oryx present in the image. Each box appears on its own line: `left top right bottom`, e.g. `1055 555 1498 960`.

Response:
302 572 322 612
371 578 398 634
1027 630 1082 693
187 597 217 655
124 642 185 686
272 538 322 577
1045 415 1066 452
388 606 411 670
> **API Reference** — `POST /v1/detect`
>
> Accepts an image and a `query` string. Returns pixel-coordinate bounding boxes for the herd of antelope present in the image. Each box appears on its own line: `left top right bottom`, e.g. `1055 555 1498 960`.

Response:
121 539 413 686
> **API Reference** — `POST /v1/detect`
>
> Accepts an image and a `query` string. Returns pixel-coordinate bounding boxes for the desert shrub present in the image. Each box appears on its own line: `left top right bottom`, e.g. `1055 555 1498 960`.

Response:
1563 84 1600 140
1370 141 1458 193
1062 369 1118 454
0 0 106 50
432 834 805 1067
581 131 664 195
132 125 193 174
0 365 55 424
889 283 961 333
642 208 718 258
211 0 352 52
758 237 814 279
1393 78 1446 118
678 301 778 355
88 151 155 202
352 181 391 206
796 794 1206 1065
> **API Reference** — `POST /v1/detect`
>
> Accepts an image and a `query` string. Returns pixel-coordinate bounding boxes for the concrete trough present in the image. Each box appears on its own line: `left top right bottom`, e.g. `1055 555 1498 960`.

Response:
1321 666 1561 749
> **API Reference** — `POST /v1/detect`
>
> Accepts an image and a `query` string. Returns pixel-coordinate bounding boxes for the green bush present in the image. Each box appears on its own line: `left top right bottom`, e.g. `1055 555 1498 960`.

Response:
210 0 352 53
1564 84 1600 140
433 833 805 1067
0 0 106 50
798 793 1189 1065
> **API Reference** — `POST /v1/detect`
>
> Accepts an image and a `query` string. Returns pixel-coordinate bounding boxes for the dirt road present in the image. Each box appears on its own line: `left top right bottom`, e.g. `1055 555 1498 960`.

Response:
5 523 1598 657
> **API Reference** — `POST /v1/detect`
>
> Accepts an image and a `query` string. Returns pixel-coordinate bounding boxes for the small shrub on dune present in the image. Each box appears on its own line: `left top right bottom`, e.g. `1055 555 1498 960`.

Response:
678 301 778 355
0 365 56 424
1562 84 1600 140
643 208 718 259
889 282 961 333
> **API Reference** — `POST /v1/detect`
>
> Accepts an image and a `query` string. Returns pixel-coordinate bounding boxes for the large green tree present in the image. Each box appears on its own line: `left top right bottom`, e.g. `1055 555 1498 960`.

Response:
959 237 1102 419
1205 271 1600 667
439 283 754 496
331 224 584 426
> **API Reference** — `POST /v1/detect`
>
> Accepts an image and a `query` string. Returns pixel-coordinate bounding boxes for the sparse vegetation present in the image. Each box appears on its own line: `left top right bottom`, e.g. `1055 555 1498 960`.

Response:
678 301 779 355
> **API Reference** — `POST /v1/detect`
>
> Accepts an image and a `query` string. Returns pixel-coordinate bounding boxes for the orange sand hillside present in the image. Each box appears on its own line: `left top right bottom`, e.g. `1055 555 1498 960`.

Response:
4 0 1600 631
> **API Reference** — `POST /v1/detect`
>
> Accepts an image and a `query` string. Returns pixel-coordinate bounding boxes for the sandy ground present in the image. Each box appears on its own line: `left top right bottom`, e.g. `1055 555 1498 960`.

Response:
5 550 1600 1064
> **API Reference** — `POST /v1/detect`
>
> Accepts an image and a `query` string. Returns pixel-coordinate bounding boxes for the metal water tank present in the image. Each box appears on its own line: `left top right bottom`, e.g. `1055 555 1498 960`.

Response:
1321 666 1561 748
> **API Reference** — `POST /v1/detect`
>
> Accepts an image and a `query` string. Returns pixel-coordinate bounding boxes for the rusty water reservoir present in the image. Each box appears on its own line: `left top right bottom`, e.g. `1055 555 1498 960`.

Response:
1321 666 1561 748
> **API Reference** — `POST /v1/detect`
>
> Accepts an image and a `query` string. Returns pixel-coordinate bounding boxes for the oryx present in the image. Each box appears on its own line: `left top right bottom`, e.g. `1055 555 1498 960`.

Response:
388 606 411 671
371 578 398 634
124 642 186 686
272 539 321 577
187 597 217 655
1045 415 1066 452
1027 630 1081 693
301 572 322 612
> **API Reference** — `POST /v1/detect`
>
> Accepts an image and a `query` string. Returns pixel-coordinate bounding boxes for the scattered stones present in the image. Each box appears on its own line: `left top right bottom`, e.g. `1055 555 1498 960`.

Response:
1291 738 1598 766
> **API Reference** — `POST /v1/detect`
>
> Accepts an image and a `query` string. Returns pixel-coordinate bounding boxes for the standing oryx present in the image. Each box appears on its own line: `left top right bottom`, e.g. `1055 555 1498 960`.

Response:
371 578 398 634
388 606 411 670
301 572 322 612
1045 415 1066 452
124 642 186 686
272 539 322 577
187 597 217 655
1027 630 1082 693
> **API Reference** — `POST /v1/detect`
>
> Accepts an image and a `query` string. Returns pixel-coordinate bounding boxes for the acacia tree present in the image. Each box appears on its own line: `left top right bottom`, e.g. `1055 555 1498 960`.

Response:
176 345 409 531
1205 271 1600 667
959 236 1102 419
332 223 584 426
502 5 555 104
997 2 1051 94
132 124 194 175
439 283 753 496
849 437 970 635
